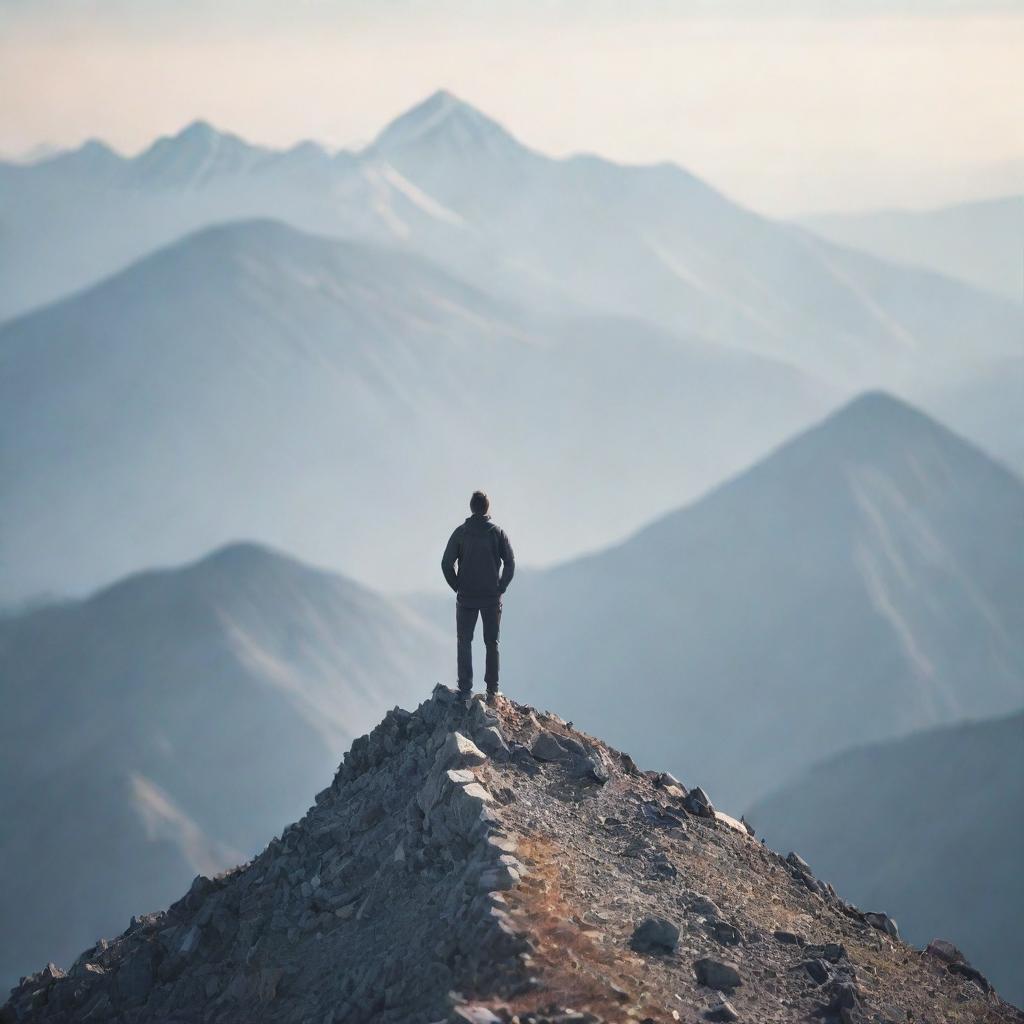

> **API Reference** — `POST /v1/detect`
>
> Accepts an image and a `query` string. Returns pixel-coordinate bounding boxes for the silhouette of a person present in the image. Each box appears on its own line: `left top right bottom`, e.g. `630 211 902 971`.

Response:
441 491 515 704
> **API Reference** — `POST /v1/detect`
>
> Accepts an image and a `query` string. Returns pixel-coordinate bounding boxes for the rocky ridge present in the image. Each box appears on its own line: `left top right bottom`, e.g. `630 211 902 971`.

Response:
4 686 1021 1024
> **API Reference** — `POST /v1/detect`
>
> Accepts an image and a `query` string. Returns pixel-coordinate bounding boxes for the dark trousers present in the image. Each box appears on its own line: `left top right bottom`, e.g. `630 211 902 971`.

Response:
456 601 501 693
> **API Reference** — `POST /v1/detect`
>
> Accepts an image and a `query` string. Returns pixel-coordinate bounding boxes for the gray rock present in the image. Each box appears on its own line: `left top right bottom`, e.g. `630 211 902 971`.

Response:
115 945 154 1004
705 999 740 1022
949 961 993 992
530 730 571 762
925 938 965 964
773 929 804 945
800 957 833 984
786 851 813 875
475 726 510 760
438 732 488 769
694 957 743 991
454 1007 503 1024
630 915 679 954
864 911 900 939
707 920 743 947
689 894 722 919
684 787 716 818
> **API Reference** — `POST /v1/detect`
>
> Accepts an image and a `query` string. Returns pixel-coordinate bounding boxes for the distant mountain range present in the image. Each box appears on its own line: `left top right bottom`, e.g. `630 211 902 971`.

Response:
0 542 447 992
747 710 1024 1006
0 217 834 603
497 392 1024 809
1 91 1019 393
802 195 1023 301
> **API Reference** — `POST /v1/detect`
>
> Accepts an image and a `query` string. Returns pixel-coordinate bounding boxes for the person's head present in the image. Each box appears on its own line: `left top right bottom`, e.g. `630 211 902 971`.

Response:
469 490 490 516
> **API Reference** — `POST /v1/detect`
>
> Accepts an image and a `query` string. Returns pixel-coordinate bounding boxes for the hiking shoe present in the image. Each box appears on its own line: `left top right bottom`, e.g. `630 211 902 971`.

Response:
459 690 474 708
486 690 500 707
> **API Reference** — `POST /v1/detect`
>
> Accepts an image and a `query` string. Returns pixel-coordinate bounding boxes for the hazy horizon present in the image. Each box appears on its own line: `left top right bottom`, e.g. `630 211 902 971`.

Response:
2 0 1022 216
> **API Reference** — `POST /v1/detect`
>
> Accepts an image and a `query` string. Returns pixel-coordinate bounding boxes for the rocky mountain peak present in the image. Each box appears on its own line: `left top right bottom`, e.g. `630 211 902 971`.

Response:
371 89 523 161
4 686 1019 1024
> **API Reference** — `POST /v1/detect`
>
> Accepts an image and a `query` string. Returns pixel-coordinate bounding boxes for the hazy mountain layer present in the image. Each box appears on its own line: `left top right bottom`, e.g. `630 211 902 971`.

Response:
916 354 1024 478
6 688 1020 1022
747 711 1024 1006
802 195 1024 300
0 217 832 602
0 542 448 991
495 392 1024 809
1 93 1019 395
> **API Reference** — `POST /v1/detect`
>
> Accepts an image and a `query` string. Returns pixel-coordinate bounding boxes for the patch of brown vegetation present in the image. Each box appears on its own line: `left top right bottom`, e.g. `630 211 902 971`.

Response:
502 835 673 1023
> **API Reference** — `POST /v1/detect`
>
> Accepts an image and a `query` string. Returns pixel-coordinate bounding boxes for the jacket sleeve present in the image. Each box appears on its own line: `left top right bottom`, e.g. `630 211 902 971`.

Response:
497 530 515 594
441 528 461 593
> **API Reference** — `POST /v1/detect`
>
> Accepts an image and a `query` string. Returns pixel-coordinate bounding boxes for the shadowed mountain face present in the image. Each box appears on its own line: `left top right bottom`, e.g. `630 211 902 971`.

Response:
0 543 448 992
747 711 1024 1007
500 392 1024 810
0 217 833 603
1 92 1019 394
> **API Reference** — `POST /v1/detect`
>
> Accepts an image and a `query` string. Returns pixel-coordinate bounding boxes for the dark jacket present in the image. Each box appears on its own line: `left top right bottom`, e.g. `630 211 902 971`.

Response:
441 514 515 607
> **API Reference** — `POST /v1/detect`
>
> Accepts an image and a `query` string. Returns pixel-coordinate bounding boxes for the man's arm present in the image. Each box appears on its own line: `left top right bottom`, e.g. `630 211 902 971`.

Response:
441 528 461 593
497 530 515 594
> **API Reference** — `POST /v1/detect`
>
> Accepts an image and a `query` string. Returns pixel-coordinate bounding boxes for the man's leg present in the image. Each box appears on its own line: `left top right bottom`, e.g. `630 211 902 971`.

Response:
481 601 502 693
456 603 478 694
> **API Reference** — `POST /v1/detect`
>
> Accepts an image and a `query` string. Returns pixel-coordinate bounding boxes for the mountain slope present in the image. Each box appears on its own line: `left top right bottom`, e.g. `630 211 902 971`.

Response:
500 392 1024 809
0 217 833 602
747 711 1024 1006
4 688 1020 1022
0 542 448 991
802 196 1024 301
1 93 1019 395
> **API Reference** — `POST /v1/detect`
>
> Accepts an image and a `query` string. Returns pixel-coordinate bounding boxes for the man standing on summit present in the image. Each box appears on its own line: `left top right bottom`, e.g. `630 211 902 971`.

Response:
441 491 515 705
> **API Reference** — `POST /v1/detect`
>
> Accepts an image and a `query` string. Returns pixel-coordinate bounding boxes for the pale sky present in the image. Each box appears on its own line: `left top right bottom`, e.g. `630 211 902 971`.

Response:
1 0 1022 215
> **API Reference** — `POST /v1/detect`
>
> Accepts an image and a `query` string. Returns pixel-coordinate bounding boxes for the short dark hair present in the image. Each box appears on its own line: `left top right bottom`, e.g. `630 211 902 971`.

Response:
470 490 490 514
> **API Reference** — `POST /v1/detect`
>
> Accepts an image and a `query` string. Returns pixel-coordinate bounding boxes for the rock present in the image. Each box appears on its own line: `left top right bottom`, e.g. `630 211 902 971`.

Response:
704 999 740 1022
439 732 488 769
714 811 749 835
864 912 900 940
115 945 154 1003
925 938 965 964
574 751 610 784
786 852 812 875
641 802 685 829
949 961 993 992
475 726 511 760
688 894 722 919
773 930 804 946
803 941 847 963
656 771 683 789
630 916 680 954
800 957 833 984
530 730 571 762
683 787 716 818
454 1006 503 1024
694 957 742 991
707 920 743 947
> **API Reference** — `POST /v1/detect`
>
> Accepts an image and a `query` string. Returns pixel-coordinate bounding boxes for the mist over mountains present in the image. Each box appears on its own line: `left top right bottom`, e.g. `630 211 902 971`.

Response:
3 91 1022 602
500 393 1024 809
802 195 1023 302
0 543 446 991
1 90 1019 387
0 216 834 602
2 87 1023 1015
